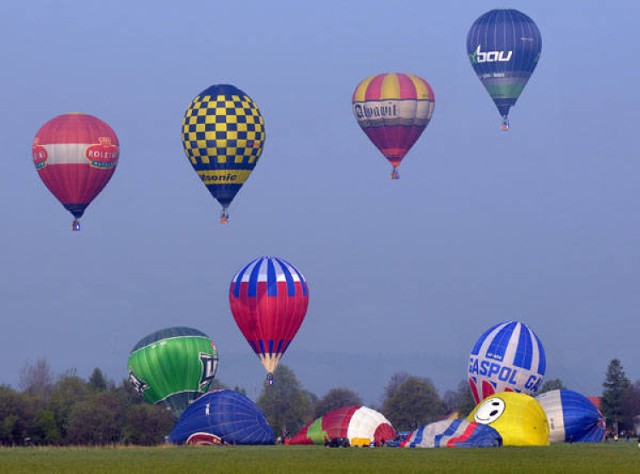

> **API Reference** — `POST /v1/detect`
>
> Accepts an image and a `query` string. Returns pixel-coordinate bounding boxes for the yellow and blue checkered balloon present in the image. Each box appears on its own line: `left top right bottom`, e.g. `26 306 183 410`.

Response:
181 84 265 223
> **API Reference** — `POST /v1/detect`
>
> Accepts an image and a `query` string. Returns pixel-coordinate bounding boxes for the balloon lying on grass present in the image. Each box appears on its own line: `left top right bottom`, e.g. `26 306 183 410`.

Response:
467 8 542 131
467 392 549 446
229 256 309 385
32 113 119 231
468 320 546 404
181 84 265 224
401 419 502 448
535 389 605 443
127 327 218 417
352 72 435 179
286 405 396 447
169 389 275 445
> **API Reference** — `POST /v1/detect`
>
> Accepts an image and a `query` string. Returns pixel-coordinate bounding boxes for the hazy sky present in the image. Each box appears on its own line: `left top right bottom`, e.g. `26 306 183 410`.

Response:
1 1 638 405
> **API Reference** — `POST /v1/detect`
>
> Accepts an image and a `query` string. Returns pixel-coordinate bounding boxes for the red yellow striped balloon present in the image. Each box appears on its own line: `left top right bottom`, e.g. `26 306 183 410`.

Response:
352 73 435 179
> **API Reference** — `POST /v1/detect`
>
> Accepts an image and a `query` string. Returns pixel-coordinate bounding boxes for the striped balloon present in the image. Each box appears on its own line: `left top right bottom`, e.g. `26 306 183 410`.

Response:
229 256 309 383
32 113 119 230
466 9 542 130
352 73 435 179
536 389 606 443
402 419 502 448
468 320 546 404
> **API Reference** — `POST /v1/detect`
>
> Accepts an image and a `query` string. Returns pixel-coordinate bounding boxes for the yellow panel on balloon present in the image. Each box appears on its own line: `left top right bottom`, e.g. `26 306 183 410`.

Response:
467 392 549 446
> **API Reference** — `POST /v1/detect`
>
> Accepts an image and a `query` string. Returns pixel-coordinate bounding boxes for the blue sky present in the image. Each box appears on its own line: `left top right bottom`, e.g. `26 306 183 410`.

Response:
1 1 638 405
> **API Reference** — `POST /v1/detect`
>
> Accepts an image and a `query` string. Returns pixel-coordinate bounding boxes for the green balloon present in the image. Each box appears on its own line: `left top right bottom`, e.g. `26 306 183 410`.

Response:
127 327 218 417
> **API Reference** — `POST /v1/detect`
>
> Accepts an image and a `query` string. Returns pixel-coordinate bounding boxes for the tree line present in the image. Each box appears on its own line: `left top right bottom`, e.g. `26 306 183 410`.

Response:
1 358 638 446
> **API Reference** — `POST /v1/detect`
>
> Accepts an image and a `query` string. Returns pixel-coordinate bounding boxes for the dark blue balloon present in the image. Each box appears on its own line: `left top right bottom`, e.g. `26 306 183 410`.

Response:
169 389 275 445
467 9 542 129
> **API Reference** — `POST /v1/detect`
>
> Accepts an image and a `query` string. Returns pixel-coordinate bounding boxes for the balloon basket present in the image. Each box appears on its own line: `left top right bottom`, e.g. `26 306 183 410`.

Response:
390 168 399 180
265 373 274 386
72 219 80 231
220 210 229 225
501 118 510 132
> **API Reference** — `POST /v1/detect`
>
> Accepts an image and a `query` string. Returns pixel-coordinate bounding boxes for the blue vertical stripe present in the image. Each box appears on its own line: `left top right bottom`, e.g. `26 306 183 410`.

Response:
268 340 274 355
486 321 517 361
513 324 533 369
471 322 501 355
281 257 308 296
258 340 266 356
276 258 296 296
248 257 263 297
266 258 278 297
233 258 258 298
536 334 546 374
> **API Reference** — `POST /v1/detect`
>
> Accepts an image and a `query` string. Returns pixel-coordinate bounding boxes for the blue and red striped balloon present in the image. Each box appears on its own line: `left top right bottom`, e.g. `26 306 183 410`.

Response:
468 320 546 404
229 256 309 383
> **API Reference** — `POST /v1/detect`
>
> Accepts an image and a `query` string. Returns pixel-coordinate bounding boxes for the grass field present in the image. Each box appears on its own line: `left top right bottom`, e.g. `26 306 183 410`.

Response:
0 443 638 473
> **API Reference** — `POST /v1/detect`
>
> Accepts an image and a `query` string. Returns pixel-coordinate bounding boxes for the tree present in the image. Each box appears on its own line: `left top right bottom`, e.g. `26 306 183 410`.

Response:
122 404 175 445
314 388 363 418
620 380 640 433
442 380 476 418
382 373 444 431
49 375 90 442
66 392 125 445
539 378 566 394
256 365 313 437
18 358 54 398
88 368 108 392
601 358 631 432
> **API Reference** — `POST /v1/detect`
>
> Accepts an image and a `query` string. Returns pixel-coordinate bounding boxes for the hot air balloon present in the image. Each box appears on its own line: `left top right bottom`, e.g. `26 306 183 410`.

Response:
401 419 502 448
168 389 275 445
286 405 396 447
468 320 546 404
127 327 218 417
32 113 119 231
536 389 606 443
468 392 550 446
181 84 265 224
352 73 435 179
229 256 309 384
466 9 542 130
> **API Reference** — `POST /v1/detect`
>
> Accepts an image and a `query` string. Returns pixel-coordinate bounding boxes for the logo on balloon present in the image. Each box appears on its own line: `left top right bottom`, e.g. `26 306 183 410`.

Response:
354 102 399 120
128 369 149 395
469 45 513 64
85 137 119 169
32 141 48 170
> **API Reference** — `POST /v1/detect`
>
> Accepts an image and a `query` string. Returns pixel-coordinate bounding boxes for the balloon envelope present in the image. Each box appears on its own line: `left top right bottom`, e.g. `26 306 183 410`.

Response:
286 405 396 446
168 389 275 445
468 320 546 404
229 256 309 381
32 113 119 227
352 73 434 178
402 419 502 448
127 327 218 417
181 84 265 223
468 392 549 446
466 9 542 129
536 389 606 443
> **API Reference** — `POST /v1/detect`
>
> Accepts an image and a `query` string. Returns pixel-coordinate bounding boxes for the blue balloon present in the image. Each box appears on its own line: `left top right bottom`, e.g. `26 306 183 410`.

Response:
168 389 275 445
403 419 502 448
467 9 542 130
536 389 606 443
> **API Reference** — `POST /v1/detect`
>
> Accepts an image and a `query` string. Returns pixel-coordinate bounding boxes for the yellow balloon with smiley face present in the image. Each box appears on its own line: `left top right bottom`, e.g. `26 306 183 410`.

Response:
467 392 549 446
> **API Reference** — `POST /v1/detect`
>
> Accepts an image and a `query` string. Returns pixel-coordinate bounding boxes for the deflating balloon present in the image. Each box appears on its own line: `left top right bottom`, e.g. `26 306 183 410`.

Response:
352 73 435 179
229 256 309 384
181 84 265 223
401 419 502 448
536 389 606 443
466 9 542 130
127 327 218 417
168 389 275 445
468 320 546 404
286 405 396 447
468 392 549 446
32 113 119 231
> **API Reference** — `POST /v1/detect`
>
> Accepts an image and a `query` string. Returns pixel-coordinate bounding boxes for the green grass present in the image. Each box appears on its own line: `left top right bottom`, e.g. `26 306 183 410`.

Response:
0 443 638 473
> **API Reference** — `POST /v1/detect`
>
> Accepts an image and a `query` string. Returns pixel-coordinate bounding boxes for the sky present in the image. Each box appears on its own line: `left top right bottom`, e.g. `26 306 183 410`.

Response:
1 0 639 406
